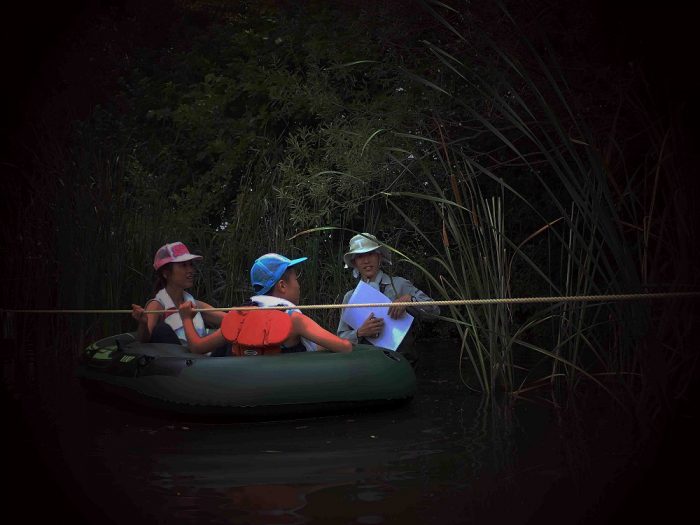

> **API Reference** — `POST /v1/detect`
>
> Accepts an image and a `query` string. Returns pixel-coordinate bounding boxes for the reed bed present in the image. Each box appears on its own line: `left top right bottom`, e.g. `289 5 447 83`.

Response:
359 3 697 405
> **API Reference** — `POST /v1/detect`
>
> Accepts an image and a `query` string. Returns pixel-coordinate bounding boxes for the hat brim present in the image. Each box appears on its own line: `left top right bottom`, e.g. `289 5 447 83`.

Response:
286 256 308 268
154 253 203 270
173 254 203 263
343 247 391 269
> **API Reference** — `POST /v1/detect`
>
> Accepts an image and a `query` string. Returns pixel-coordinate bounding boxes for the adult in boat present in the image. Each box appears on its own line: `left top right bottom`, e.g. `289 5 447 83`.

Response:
336 233 439 365
179 253 352 354
131 242 224 352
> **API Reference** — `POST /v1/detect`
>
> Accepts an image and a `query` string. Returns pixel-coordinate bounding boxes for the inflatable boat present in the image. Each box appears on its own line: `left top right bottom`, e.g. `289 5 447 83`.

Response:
76 332 417 417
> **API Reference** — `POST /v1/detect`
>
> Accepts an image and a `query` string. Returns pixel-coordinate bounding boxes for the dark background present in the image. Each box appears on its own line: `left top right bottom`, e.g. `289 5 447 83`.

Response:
2 1 698 523
3 1 699 165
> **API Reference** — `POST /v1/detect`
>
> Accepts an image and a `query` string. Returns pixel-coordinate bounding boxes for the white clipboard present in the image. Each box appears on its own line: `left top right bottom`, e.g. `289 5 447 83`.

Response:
340 281 413 351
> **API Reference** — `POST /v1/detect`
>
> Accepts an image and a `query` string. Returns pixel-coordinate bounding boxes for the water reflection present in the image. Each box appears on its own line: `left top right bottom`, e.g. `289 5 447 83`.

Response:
33 338 651 524
224 482 350 525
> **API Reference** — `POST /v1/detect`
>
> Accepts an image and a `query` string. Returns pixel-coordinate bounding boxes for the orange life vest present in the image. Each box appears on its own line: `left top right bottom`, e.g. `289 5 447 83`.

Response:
221 309 293 356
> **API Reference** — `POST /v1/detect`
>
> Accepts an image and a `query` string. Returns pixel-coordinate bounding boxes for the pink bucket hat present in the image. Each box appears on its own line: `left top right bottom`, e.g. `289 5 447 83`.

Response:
153 242 203 270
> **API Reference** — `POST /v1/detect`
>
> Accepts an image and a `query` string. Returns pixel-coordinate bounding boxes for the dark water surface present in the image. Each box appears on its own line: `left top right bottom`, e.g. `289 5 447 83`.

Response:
7 338 697 524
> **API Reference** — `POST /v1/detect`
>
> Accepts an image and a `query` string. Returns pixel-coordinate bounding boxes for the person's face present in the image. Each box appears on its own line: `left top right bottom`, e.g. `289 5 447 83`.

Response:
352 251 381 281
164 260 196 289
280 267 301 304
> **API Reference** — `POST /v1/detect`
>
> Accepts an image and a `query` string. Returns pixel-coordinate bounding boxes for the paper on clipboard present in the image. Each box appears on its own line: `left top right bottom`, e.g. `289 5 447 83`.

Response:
340 281 413 351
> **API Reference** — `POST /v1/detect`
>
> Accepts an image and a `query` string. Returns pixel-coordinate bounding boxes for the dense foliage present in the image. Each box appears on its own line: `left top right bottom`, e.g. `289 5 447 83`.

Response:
66 2 473 322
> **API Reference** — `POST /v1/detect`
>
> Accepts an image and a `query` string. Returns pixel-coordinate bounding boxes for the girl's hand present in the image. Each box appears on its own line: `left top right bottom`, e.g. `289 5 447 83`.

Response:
131 304 147 324
388 294 412 319
179 300 196 320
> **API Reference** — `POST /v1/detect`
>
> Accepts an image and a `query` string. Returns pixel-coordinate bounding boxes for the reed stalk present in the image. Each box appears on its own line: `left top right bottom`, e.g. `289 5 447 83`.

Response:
365 2 664 403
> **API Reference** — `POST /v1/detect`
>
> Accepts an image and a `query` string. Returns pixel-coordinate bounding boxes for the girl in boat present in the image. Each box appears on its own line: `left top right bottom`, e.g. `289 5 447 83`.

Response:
131 242 225 352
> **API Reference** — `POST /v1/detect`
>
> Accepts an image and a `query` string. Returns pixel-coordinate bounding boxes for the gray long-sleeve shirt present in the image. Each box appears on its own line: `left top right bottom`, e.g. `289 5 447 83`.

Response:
336 270 440 343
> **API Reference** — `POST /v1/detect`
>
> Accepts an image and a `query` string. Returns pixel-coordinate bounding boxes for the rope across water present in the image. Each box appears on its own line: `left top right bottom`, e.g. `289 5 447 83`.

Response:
2 291 699 314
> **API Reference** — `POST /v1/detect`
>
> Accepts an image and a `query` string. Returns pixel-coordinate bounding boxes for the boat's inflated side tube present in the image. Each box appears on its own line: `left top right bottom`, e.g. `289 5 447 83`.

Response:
76 332 417 416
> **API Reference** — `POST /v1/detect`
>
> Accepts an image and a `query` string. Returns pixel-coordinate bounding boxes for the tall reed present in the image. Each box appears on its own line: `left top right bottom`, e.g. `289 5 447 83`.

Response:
369 3 661 403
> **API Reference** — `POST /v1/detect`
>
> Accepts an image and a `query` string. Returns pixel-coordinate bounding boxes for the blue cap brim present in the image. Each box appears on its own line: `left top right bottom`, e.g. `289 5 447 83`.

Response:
287 256 308 267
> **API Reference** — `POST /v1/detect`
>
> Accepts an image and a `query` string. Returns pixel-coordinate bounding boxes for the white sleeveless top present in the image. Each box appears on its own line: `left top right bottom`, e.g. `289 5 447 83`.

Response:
152 289 206 343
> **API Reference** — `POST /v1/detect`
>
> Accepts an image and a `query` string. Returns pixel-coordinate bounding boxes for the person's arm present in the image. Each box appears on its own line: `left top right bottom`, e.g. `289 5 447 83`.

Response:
358 312 386 338
132 304 148 341
197 300 225 327
292 312 352 353
390 278 440 319
337 315 360 343
132 300 162 342
337 290 373 342
387 294 413 320
337 313 386 341
179 301 226 354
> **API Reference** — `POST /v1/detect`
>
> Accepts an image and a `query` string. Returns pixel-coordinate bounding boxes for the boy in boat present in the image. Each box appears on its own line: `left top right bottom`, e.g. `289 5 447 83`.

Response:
179 253 352 354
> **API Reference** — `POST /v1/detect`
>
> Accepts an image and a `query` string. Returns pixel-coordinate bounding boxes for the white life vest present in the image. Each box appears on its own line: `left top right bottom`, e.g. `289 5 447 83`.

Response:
249 295 318 352
153 289 206 343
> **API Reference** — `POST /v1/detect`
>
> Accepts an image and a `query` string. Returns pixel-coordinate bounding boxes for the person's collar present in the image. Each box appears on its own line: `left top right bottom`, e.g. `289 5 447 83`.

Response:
362 269 388 284
250 295 296 308
164 285 186 306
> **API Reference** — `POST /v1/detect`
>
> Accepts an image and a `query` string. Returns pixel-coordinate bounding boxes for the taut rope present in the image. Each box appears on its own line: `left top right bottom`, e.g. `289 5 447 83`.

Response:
2 291 699 314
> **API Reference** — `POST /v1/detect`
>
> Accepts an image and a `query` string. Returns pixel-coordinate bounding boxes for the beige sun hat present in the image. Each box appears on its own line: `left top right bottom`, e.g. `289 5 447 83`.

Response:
343 233 392 268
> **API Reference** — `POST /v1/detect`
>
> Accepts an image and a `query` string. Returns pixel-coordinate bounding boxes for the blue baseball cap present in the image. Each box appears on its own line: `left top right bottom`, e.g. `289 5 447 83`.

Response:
250 253 307 294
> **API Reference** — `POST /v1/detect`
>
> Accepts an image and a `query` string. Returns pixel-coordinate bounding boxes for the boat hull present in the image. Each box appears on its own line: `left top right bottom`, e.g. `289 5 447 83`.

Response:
76 333 417 416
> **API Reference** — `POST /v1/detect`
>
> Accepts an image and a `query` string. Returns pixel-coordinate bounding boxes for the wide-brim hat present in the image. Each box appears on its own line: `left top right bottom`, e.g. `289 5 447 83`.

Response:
153 242 203 271
251 253 307 295
343 233 392 268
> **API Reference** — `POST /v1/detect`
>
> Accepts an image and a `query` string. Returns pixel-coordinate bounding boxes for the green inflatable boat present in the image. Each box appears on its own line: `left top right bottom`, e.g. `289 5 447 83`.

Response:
76 332 417 417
